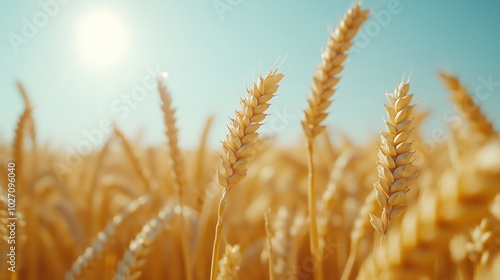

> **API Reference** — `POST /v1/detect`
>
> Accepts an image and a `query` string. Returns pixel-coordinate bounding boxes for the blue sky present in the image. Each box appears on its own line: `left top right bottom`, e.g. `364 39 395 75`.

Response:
1 0 499 151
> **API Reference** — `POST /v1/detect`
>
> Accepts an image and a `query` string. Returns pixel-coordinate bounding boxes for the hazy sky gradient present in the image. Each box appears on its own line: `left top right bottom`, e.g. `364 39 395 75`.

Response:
1 0 499 151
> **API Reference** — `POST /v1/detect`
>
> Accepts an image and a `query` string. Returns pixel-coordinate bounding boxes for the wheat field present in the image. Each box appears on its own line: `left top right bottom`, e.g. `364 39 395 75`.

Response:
1 3 500 280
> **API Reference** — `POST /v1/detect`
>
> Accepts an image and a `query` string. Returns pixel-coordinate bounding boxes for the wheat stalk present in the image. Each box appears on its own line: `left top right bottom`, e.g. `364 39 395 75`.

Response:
210 68 284 279
269 207 293 278
301 4 369 278
86 139 111 238
265 210 276 280
341 191 378 280
195 115 215 184
369 78 417 236
113 126 150 192
194 115 215 210
439 72 495 138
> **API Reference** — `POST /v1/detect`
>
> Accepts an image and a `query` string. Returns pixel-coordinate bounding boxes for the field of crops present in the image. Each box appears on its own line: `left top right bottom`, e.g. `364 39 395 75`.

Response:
1 3 500 280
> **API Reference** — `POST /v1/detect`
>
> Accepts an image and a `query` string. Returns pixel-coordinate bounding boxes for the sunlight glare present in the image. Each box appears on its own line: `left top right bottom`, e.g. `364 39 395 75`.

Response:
76 9 129 69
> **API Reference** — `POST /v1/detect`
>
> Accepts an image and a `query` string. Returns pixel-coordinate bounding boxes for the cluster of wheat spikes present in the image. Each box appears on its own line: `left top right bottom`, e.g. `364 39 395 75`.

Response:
1 2 500 280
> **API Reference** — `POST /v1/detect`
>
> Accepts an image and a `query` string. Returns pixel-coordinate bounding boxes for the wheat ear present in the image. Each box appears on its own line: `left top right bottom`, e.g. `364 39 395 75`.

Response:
157 79 186 196
157 79 192 280
65 196 150 280
194 115 215 209
210 69 284 279
12 106 31 197
369 79 417 236
217 244 242 280
439 72 495 137
359 139 500 279
16 82 38 174
113 126 150 192
466 218 493 274
301 3 369 139
113 204 176 280
86 139 111 238
301 4 368 279
12 106 36 279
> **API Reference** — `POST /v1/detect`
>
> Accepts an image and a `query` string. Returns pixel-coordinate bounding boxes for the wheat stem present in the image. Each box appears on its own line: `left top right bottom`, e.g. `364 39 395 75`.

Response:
341 191 377 280
306 139 323 279
265 210 276 280
113 126 150 193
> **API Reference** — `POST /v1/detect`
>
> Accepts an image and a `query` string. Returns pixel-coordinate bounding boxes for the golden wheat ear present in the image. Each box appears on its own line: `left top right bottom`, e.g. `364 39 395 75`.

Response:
13 82 35 187
359 139 500 279
217 243 242 280
157 78 192 280
439 72 495 138
370 78 418 236
210 68 284 280
157 78 186 195
113 204 176 280
12 106 32 193
65 196 150 280
301 3 369 139
16 82 36 152
301 3 369 279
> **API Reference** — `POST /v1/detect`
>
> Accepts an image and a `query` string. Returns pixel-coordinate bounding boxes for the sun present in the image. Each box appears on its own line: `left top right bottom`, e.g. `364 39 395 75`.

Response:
76 9 129 69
